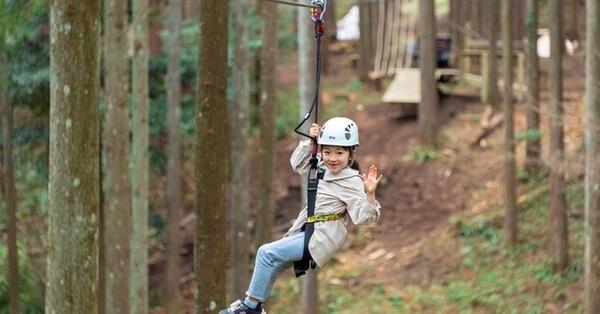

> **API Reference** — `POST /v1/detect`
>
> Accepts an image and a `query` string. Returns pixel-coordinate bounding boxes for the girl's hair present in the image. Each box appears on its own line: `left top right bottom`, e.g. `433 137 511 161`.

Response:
346 147 360 172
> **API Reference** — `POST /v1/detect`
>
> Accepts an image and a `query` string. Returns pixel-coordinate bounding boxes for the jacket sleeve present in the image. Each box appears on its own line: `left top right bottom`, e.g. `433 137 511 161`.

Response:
290 140 315 175
338 176 381 225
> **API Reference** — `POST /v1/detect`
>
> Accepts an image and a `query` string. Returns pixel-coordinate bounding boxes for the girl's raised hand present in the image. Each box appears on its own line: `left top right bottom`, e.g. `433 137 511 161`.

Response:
362 164 383 194
309 123 321 139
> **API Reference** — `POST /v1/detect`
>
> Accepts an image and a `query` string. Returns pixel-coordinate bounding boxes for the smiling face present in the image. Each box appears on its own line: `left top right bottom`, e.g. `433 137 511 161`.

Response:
321 145 351 174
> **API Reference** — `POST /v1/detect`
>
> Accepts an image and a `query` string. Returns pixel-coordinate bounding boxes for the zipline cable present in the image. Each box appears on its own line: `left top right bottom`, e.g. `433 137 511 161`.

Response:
260 0 320 9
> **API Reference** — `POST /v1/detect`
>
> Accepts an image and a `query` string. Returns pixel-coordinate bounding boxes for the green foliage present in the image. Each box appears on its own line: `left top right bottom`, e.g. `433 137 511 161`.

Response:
515 129 542 143
3 1 49 116
402 146 441 164
0 242 44 314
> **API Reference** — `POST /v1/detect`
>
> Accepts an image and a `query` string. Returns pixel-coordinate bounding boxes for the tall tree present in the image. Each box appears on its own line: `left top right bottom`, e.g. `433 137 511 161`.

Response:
255 0 277 247
358 1 372 81
229 0 251 299
165 0 183 312
195 0 229 312
297 8 319 314
103 0 131 312
548 0 569 271
321 0 335 75
46 0 100 312
470 0 482 35
585 0 600 311
131 0 150 312
512 0 526 40
525 0 541 173
566 0 580 41
0 15 19 314
502 0 517 247
483 0 499 109
449 0 461 66
418 0 439 147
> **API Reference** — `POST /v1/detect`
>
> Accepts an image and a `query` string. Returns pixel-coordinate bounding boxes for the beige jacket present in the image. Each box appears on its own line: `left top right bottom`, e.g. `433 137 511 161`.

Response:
286 140 382 267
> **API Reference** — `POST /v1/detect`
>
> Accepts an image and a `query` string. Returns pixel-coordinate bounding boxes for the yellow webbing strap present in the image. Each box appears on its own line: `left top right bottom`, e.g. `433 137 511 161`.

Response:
307 212 346 223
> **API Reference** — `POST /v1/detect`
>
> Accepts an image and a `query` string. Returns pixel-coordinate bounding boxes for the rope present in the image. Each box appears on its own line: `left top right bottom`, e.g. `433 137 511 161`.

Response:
294 2 325 141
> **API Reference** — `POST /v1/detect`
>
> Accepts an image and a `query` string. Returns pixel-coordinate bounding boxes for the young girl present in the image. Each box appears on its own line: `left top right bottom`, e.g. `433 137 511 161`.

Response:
220 117 382 314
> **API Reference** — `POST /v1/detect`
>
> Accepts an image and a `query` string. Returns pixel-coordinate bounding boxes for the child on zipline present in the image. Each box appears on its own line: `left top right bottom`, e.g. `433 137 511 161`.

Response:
220 117 383 314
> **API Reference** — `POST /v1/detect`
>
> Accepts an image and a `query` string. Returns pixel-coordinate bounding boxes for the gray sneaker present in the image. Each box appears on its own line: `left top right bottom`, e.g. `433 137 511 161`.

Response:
219 300 266 314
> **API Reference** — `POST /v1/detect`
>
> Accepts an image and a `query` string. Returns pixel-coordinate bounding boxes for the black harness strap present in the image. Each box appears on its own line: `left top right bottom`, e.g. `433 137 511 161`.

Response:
293 0 326 278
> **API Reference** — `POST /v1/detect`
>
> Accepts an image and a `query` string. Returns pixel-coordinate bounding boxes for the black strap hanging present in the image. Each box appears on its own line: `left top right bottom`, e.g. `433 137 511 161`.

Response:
293 0 327 278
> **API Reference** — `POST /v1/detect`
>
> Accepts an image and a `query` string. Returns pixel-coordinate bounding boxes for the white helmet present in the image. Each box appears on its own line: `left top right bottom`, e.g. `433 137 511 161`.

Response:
317 117 359 147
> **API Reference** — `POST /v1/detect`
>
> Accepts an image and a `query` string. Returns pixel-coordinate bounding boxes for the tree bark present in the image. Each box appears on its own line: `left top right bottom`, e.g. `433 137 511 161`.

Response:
46 1 100 312
419 0 439 147
359 0 372 81
322 0 334 75
131 0 150 312
470 0 482 36
0 23 20 314
103 0 131 312
255 0 277 248
228 0 251 299
302 270 319 314
566 0 580 41
548 0 569 272
195 0 229 312
449 0 461 66
165 0 183 312
512 0 526 40
483 0 499 109
502 0 518 247
585 1 600 311
297 7 319 314
525 0 541 173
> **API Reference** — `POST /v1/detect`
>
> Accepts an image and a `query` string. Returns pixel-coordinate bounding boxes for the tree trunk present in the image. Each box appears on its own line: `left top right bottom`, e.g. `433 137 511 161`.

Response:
525 0 541 173
502 0 518 247
548 0 569 272
470 0 482 36
165 0 183 312
512 0 526 40
322 0 334 75
585 1 600 311
483 0 499 109
449 0 461 66
297 7 319 314
359 0 372 81
103 0 131 312
46 1 100 312
255 1 277 247
419 0 439 147
195 0 229 312
0 25 19 314
302 270 319 314
566 0 580 41
131 0 150 312
229 0 251 299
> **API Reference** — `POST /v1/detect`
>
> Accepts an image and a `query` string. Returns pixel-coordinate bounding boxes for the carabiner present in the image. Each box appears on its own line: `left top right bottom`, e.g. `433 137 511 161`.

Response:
310 0 327 22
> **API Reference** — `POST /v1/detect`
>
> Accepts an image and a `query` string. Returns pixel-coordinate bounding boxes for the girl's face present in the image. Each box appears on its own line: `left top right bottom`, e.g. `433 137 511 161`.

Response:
321 145 350 174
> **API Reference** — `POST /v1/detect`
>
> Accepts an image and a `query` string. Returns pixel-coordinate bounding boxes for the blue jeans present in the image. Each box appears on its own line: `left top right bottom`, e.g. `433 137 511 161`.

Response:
246 232 305 301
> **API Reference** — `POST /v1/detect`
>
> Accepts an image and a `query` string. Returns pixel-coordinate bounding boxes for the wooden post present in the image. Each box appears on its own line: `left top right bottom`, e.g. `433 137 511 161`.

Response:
481 50 489 104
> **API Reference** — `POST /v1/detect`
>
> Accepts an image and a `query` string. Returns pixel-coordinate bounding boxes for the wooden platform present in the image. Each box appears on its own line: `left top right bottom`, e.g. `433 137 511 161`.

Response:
382 68 461 104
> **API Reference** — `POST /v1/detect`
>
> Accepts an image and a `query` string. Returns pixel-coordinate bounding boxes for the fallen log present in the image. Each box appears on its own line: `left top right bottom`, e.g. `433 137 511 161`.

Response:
471 113 504 147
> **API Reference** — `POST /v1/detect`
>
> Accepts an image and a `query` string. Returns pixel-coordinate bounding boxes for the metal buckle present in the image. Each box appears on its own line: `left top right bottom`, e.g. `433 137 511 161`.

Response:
310 0 327 22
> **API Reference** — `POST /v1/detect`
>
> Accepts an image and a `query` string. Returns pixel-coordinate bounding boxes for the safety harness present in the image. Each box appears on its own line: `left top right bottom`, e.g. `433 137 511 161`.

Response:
291 0 329 278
